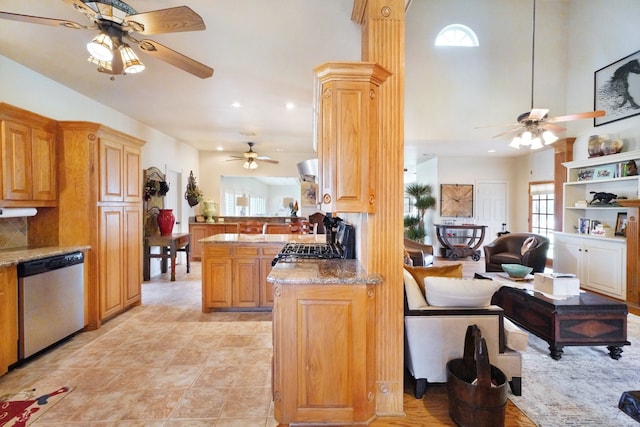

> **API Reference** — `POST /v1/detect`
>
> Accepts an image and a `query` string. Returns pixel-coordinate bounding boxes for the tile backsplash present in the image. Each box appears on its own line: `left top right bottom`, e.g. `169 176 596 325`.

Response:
0 217 28 249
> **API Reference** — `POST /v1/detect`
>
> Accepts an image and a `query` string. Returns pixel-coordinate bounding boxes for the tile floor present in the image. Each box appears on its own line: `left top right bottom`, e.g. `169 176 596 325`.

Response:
0 261 279 426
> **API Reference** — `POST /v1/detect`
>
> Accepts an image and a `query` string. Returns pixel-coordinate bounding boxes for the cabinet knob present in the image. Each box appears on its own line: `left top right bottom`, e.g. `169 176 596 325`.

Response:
323 194 332 204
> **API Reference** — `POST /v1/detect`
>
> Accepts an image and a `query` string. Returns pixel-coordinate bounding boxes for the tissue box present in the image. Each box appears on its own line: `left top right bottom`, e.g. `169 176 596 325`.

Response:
534 273 581 296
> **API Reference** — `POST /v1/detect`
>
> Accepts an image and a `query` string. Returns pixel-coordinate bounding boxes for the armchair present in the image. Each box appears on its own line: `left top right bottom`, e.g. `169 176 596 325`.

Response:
483 232 549 273
403 268 526 398
403 238 434 266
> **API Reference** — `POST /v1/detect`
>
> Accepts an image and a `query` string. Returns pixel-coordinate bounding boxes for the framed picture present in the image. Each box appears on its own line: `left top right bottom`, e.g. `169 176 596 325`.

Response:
577 168 594 181
593 164 616 180
615 212 628 236
301 182 318 207
594 49 640 126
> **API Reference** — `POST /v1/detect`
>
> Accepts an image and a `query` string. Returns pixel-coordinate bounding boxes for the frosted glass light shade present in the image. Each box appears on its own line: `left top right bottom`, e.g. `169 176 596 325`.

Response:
87 33 113 61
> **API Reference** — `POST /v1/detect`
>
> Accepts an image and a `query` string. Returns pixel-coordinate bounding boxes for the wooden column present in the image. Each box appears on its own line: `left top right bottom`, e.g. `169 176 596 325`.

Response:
553 138 575 231
618 199 640 305
352 0 405 416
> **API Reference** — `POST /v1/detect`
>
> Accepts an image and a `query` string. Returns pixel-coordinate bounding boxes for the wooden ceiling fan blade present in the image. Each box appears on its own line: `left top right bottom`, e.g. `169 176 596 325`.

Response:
547 110 606 123
137 39 214 79
0 11 87 29
492 126 523 138
260 159 280 164
225 157 243 162
474 122 519 129
125 6 205 35
541 123 566 133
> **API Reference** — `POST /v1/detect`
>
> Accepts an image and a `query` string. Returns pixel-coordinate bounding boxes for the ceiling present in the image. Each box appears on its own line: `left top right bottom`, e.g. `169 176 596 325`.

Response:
0 0 592 175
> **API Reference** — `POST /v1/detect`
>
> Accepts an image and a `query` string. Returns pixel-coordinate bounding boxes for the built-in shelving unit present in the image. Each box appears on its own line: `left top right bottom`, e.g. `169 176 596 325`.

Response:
555 150 640 300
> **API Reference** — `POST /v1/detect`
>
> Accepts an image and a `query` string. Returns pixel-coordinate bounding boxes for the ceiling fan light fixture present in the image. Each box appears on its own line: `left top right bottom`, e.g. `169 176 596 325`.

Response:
88 55 112 72
509 137 522 149
243 159 258 170
87 33 113 61
120 45 145 73
530 137 543 150
542 130 558 145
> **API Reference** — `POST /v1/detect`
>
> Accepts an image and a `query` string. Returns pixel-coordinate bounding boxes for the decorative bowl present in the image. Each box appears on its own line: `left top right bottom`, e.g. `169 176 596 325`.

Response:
501 264 533 278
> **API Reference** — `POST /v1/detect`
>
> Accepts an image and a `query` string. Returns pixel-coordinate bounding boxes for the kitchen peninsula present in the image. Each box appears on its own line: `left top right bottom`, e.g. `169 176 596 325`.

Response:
200 233 324 312
268 259 382 425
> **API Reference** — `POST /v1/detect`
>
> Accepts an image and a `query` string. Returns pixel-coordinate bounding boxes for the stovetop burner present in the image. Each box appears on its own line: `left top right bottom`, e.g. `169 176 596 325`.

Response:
279 242 343 258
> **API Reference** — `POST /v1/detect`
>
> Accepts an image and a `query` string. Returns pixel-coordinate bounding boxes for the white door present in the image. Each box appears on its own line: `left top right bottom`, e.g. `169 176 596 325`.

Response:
476 181 508 251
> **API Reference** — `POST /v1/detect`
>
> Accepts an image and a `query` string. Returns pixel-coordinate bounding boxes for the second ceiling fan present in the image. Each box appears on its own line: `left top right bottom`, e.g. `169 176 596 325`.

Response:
486 0 605 149
227 142 280 170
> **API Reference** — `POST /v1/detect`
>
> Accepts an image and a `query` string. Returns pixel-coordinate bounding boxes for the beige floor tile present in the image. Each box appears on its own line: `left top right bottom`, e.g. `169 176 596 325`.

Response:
169 388 226 419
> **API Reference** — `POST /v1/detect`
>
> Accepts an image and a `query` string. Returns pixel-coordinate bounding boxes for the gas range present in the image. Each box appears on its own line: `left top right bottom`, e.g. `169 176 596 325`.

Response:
271 217 355 266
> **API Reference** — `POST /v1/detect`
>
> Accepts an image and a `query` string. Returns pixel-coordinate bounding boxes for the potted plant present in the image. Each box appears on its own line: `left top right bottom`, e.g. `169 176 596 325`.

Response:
404 183 436 242
184 171 204 207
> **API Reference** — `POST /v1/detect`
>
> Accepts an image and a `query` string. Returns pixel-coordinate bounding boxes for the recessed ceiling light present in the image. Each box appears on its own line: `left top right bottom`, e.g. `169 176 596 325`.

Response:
217 146 224 151
488 149 496 153
232 102 241 108
285 102 295 110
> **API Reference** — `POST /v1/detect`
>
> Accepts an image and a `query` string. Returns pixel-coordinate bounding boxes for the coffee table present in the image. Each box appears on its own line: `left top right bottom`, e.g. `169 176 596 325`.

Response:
476 272 629 360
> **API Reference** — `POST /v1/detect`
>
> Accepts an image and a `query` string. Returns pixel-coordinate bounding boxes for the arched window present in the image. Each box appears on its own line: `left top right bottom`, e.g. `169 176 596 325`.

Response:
434 24 479 47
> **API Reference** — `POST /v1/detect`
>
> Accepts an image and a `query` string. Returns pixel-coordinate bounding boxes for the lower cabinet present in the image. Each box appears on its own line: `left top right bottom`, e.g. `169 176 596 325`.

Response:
272 282 376 425
554 233 626 299
201 242 283 311
0 265 17 375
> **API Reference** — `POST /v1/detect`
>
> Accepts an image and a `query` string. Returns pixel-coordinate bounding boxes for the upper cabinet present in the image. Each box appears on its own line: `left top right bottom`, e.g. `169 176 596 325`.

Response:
314 62 391 213
100 134 142 203
0 104 57 206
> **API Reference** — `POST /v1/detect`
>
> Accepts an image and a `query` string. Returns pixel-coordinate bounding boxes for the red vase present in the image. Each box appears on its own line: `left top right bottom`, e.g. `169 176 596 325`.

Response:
157 209 175 236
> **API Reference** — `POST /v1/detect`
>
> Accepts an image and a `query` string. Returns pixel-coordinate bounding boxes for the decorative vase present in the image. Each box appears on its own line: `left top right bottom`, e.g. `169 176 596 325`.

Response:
157 209 175 236
202 200 217 222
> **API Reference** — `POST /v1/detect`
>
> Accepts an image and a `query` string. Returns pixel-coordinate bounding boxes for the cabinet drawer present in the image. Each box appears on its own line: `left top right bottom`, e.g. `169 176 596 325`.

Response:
236 247 259 257
205 246 232 257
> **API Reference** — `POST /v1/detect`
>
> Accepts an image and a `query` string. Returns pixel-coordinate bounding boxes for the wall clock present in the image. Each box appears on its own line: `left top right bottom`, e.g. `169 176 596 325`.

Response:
440 184 474 217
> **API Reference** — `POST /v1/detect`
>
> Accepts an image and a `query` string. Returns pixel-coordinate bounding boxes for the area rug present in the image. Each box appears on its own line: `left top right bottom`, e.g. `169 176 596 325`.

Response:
0 386 73 427
509 313 640 426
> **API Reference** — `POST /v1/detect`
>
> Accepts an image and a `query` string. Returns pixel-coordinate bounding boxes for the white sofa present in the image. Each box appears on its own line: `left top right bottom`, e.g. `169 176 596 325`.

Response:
403 269 528 398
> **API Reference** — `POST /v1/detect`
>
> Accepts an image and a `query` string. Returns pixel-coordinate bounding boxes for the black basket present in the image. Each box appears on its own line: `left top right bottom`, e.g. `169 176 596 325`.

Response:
446 324 508 427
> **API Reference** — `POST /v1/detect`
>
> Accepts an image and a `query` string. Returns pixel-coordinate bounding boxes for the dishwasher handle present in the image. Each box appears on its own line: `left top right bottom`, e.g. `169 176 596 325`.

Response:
18 252 84 278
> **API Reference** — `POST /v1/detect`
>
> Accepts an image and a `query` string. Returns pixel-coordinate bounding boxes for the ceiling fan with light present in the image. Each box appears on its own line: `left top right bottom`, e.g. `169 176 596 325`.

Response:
226 142 280 170
486 0 605 149
0 0 214 79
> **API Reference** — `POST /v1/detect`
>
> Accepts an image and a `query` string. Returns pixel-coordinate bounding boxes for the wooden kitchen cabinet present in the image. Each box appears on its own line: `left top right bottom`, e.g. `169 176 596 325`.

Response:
0 103 57 206
189 223 239 260
201 242 284 311
272 281 376 425
313 62 390 213
0 265 17 375
56 122 145 328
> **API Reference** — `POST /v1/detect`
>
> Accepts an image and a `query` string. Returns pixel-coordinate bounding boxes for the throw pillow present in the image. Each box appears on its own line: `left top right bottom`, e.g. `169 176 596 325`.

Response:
403 268 429 309
404 264 463 295
424 277 501 307
520 236 537 256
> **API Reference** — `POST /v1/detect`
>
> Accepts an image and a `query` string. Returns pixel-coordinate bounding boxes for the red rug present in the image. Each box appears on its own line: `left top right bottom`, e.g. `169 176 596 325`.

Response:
0 386 72 427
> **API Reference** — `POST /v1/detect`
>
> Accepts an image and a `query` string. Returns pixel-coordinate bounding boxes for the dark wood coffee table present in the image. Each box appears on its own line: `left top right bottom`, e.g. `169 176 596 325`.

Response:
476 272 629 360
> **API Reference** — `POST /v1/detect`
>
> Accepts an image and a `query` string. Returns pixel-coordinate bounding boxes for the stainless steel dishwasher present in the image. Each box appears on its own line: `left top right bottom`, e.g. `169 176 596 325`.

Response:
17 252 85 359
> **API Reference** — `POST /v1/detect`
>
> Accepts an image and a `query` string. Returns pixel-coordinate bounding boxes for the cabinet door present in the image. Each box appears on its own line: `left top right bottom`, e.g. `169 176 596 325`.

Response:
189 225 209 260
100 207 124 319
554 234 582 276
124 205 142 306
202 246 233 309
100 139 124 202
1 120 32 201
31 128 56 201
123 145 142 202
233 247 260 308
0 265 17 375
583 241 626 298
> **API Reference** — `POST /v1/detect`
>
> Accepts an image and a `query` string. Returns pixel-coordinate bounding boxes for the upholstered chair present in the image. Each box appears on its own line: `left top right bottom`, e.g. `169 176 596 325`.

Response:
403 238 434 266
483 232 549 273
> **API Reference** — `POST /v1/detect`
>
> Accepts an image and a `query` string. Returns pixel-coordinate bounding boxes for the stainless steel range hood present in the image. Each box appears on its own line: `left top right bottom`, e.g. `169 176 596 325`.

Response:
296 159 318 182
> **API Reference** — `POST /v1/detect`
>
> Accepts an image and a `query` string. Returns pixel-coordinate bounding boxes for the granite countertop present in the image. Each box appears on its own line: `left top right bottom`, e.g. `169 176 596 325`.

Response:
200 233 327 244
0 245 91 268
267 259 382 285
